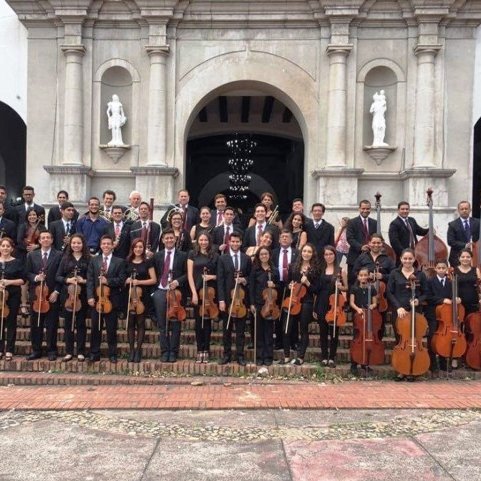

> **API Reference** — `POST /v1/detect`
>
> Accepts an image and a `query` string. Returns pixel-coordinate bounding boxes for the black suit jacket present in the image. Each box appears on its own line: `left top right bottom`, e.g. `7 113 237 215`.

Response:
242 224 280 250
3 206 18 225
129 220 161 253
271 246 299 284
152 249 187 291
346 216 378 266
209 210 243 231
305 219 335 256
216 251 252 304
0 217 17 241
25 248 63 295
107 222 132 259
49 219 76 251
47 206 79 226
388 216 429 258
425 276 453 322
212 224 242 253
447 217 480 266
15 203 46 225
86 255 127 304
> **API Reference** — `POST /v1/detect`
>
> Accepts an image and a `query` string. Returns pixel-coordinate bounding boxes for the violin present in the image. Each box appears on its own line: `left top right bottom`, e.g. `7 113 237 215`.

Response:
374 192 396 262
65 267 82 313
281 272 308 317
432 269 467 360
128 269 145 316
32 270 50 314
96 265 112 315
414 188 448 277
199 267 219 321
228 271 247 319
350 280 384 367
391 274 430 376
373 262 388 313
325 272 347 336
261 269 280 320
465 278 481 370
166 270 187 321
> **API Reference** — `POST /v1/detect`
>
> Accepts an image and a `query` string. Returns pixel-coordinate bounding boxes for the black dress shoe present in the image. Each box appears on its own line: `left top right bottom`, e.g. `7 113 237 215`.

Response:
109 356 117 364
218 356 231 365
256 360 263 366
26 353 41 361
128 351 135 363
48 354 57 362
161 353 169 362
134 350 142 363
237 357 247 366
89 354 101 362
168 353 177 363
264 360 272 366
274 344 283 350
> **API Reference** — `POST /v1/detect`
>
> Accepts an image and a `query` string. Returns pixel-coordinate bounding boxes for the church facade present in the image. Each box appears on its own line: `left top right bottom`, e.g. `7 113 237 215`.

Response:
4 0 481 231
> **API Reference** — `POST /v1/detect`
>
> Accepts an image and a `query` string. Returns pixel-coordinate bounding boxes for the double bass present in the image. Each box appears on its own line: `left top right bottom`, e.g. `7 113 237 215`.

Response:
391 275 430 377
350 280 384 368
415 188 448 277
325 271 346 337
431 269 467 363
374 192 396 262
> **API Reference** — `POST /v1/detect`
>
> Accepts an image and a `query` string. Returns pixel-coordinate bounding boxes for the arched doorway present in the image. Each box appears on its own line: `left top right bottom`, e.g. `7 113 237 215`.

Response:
0 101 26 201
473 118 481 217
185 91 304 220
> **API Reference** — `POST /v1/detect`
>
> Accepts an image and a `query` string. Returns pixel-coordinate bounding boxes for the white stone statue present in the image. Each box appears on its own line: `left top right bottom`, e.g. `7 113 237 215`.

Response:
107 94 127 147
369 90 388 147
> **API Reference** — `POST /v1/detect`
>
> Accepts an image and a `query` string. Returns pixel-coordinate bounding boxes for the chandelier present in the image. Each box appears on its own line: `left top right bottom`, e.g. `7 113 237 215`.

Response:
226 134 257 200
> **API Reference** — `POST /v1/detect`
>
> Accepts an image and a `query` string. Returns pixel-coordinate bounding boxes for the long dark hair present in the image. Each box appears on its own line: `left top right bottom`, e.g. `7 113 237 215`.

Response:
292 242 320 274
285 212 306 232
64 233 90 259
319 245 339 275
194 232 214 258
252 246 273 270
127 237 146 263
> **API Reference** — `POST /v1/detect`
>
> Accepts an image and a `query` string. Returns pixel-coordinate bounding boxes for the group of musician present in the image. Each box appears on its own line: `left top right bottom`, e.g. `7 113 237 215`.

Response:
0 183 479 380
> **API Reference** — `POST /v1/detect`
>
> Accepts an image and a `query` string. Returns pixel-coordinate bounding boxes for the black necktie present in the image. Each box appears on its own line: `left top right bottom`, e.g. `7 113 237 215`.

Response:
464 220 471 242
233 253 239 271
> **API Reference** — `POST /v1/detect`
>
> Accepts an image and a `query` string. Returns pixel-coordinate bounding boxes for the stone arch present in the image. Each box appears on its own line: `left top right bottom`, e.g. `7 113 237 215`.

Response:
357 58 405 84
172 50 319 207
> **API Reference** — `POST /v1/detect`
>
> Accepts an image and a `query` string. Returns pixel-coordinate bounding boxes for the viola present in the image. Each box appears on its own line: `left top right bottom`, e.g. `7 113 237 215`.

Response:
281 282 307 316
229 271 247 319
32 273 50 315
325 272 347 334
350 281 384 367
261 269 280 320
465 278 481 370
166 270 186 321
199 267 219 320
374 192 396 262
96 265 112 315
65 268 82 313
391 274 430 376
414 188 448 277
128 269 145 316
432 269 467 360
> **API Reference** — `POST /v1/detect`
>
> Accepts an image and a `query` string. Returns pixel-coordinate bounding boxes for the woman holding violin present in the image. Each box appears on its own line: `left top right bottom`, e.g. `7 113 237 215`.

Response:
284 212 307 251
125 238 157 363
281 242 320 365
189 206 213 245
187 232 219 363
249 246 280 366
314 245 348 367
0 237 25 361
387 248 428 380
55 234 90 362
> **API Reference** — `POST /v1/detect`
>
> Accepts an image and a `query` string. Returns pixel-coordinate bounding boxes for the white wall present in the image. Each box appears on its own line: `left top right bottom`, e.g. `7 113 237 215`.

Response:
473 25 481 127
0 0 27 122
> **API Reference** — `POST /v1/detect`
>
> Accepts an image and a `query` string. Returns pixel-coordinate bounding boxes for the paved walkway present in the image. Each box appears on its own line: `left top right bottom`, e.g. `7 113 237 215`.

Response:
1 374 481 410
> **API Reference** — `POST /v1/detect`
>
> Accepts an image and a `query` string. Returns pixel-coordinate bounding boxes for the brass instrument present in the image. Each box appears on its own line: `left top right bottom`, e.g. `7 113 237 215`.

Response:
267 205 279 225
123 207 140 222
166 205 184 224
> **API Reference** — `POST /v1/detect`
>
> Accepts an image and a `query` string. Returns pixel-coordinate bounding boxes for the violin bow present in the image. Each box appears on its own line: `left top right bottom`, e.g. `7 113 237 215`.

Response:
201 267 207 330
284 282 294 335
37 269 44 328
98 265 105 331
126 268 134 333
253 308 257 367
226 271 240 331
0 265 5 341
333 272 340 339
71 267 78 333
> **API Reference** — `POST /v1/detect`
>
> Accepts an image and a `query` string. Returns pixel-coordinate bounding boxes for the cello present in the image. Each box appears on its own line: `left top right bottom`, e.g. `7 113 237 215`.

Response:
374 192 396 262
391 274 430 377
373 262 388 313
431 269 467 363
325 271 346 337
414 188 448 277
465 277 481 370
350 280 384 368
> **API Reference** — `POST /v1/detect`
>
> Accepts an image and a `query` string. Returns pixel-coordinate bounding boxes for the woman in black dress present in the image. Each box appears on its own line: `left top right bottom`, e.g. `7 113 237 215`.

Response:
249 246 280 366
455 249 480 315
314 245 348 367
56 233 90 362
125 238 157 363
0 237 25 361
284 212 307 251
189 206 213 245
187 232 219 363
167 211 193 253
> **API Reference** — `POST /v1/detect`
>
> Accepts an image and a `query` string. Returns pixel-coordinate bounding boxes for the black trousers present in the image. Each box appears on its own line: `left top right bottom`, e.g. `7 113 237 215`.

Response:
152 289 182 357
319 317 339 361
90 308 118 357
427 319 446 371
194 306 212 352
254 308 274 363
63 307 87 356
282 301 312 359
30 303 59 355
221 311 246 360
0 292 20 354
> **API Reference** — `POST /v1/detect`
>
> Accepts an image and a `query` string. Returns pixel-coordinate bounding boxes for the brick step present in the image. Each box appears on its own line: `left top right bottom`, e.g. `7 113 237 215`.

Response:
16 315 397 337
9 340 397 364
14 326 397 350
1 359 479 383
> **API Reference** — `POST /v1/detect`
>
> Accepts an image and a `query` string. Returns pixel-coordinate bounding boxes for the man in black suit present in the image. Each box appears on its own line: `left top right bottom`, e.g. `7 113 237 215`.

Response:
87 235 127 363
129 201 161 257
48 201 77 251
242 203 279 251
272 229 299 350
305 203 335 256
0 185 19 225
212 206 240 254
47 190 79 226
208 193 243 230
0 202 17 240
109 205 131 259
388 201 429 262
161 189 199 231
217 232 252 366
25 231 62 361
15 185 46 225
151 229 188 363
447 200 480 266
346 200 378 285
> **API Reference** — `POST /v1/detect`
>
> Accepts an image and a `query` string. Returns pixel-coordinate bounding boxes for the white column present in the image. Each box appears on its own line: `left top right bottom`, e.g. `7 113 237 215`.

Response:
325 45 352 168
61 45 85 165
413 45 441 168
145 46 169 166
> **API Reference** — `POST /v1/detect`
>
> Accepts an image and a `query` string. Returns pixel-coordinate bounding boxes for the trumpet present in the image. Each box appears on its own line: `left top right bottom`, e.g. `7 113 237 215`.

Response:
267 205 280 225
